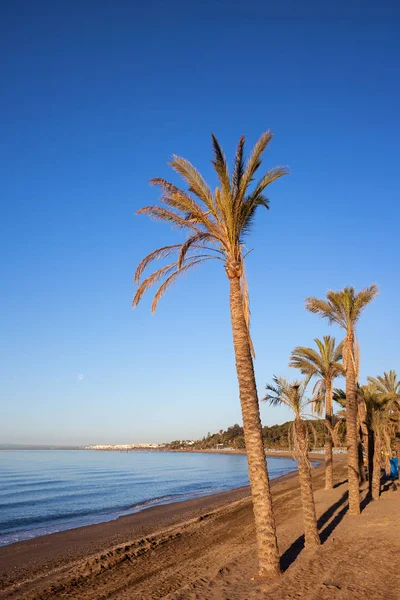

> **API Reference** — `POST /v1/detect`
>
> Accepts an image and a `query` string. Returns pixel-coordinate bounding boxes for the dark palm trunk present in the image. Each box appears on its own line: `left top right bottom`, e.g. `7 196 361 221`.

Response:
372 432 382 500
324 383 333 489
396 411 400 456
294 417 320 550
358 399 369 483
345 332 360 515
383 431 391 477
229 275 281 577
368 430 374 495
357 422 366 484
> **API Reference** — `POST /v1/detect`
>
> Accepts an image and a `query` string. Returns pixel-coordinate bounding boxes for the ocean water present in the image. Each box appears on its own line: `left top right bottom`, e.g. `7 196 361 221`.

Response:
0 450 297 547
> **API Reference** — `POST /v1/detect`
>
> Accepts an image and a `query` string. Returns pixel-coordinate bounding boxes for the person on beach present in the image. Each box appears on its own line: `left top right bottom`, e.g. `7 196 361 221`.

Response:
389 452 399 480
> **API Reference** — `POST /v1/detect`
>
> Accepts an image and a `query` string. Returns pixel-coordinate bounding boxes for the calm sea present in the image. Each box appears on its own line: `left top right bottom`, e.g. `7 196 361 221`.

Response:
0 450 297 547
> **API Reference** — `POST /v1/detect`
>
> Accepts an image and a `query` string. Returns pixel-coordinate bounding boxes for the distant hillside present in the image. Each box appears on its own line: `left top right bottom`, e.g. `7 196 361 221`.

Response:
168 420 341 451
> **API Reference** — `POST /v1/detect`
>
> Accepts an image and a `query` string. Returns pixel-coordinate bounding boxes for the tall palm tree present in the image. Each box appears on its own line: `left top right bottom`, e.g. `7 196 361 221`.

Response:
289 336 344 490
335 385 378 494
264 377 321 550
133 132 288 577
305 286 378 515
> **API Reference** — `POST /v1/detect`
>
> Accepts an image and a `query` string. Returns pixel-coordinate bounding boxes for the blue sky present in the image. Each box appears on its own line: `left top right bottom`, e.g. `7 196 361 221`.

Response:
1 1 399 445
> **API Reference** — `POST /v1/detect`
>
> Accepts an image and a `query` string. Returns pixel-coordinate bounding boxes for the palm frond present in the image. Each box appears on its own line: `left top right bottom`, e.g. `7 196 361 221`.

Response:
133 261 179 306
333 388 347 407
150 178 204 217
311 389 325 417
263 375 309 416
177 233 215 269
134 131 287 316
137 206 202 233
211 134 231 202
150 179 226 243
232 135 245 197
305 296 344 328
367 370 400 395
169 156 216 217
352 284 379 322
250 166 289 203
150 257 215 313
237 193 270 239
134 244 182 284
306 286 378 331
240 130 273 197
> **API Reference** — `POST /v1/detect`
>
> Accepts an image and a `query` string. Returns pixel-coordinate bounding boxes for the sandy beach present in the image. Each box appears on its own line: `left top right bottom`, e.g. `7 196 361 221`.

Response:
1 454 399 599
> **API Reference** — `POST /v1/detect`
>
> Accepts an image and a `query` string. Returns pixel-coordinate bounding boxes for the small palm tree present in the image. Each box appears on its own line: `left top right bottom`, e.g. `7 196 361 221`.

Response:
133 132 288 578
368 371 400 442
305 286 378 515
367 370 400 397
289 336 344 489
264 377 320 550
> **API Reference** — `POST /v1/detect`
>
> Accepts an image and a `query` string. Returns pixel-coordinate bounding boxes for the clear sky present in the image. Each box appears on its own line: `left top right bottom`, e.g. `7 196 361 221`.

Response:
1 1 399 445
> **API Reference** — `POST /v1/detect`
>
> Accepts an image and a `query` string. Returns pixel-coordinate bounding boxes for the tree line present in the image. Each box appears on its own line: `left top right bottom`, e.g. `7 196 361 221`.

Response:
168 419 334 450
133 130 399 578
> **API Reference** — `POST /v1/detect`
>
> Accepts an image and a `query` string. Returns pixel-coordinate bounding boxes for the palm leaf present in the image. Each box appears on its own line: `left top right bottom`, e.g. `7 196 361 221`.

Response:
211 134 231 202
134 244 182 284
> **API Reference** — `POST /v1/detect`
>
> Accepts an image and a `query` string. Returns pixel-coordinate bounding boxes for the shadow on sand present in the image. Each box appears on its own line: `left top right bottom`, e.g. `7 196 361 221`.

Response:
280 489 349 572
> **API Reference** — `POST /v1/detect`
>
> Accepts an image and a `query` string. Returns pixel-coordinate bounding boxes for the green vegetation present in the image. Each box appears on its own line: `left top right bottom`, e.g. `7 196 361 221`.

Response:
167 419 334 451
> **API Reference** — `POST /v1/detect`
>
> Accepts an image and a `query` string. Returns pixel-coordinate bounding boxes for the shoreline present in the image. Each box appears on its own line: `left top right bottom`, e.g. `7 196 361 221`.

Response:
1 454 354 600
0 452 320 551
0 455 325 595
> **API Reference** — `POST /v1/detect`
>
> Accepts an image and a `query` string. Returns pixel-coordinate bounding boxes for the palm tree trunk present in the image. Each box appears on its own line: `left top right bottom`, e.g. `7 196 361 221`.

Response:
383 430 391 477
396 414 400 458
345 332 360 515
324 383 334 490
372 432 382 500
357 420 366 484
294 417 320 550
229 275 281 578
358 399 369 482
368 429 374 495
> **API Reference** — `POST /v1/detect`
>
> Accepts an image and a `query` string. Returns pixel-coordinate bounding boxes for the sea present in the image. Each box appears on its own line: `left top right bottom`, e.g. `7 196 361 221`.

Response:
0 450 297 547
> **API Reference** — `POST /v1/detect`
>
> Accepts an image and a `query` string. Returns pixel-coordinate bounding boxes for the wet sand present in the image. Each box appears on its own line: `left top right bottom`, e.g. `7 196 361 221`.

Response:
1 454 399 599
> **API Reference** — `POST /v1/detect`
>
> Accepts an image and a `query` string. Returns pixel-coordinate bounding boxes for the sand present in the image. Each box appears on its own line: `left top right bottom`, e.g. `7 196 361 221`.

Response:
0 454 399 599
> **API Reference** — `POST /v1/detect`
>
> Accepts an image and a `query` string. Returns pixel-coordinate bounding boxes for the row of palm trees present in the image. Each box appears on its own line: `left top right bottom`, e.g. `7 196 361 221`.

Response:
132 131 397 578
263 357 400 553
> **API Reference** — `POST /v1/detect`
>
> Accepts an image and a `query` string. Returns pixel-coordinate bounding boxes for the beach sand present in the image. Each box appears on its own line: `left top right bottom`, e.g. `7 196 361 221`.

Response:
0 454 399 599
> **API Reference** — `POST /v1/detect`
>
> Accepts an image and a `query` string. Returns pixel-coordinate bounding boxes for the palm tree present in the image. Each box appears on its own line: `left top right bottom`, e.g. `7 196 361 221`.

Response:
367 370 400 397
133 132 288 577
305 286 378 515
335 385 380 494
367 371 400 473
368 371 400 447
363 387 392 499
264 377 320 550
289 336 344 490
